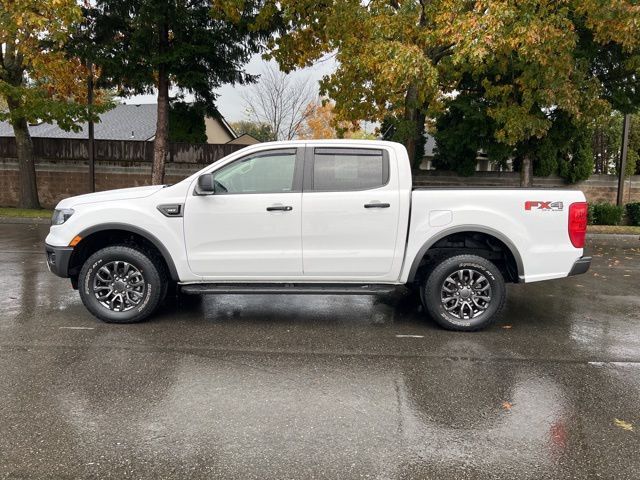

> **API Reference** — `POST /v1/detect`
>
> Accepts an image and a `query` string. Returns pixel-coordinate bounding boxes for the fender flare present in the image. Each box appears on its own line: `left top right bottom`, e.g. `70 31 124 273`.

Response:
406 225 525 282
77 223 179 281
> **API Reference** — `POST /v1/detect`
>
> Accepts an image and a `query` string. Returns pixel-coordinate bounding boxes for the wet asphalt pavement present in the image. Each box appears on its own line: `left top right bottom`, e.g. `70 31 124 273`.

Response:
0 223 639 479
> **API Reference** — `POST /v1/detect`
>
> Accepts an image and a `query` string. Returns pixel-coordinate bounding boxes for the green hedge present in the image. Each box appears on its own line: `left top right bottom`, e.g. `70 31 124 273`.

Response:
587 204 595 224
626 202 640 226
589 203 624 225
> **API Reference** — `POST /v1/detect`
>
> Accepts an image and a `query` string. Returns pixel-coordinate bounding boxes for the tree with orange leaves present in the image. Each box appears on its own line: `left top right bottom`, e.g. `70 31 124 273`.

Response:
254 0 640 180
297 100 375 140
0 0 108 208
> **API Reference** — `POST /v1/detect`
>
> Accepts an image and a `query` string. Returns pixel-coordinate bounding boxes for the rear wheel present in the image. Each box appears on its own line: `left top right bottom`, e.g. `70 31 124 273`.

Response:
422 254 506 331
78 245 165 323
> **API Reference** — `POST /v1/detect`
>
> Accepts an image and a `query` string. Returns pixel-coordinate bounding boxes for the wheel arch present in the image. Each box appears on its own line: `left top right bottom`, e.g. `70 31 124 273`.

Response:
406 225 524 283
69 223 179 282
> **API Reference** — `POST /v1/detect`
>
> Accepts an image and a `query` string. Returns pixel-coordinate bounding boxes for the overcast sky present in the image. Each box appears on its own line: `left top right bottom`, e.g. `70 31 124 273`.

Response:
122 55 336 123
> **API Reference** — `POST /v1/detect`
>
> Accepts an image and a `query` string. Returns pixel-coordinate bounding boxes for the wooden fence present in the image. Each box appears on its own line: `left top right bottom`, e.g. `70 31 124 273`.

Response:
0 137 246 164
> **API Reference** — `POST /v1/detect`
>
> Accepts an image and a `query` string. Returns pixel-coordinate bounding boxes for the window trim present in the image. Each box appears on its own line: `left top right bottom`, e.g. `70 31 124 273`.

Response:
303 146 390 192
209 147 304 195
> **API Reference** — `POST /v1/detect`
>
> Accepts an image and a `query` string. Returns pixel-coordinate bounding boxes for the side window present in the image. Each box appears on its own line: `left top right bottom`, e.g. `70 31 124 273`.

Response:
312 148 389 191
212 149 297 194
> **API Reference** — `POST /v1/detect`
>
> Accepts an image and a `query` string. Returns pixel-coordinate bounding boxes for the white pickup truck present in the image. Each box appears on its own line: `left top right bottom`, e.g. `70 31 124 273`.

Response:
45 140 591 330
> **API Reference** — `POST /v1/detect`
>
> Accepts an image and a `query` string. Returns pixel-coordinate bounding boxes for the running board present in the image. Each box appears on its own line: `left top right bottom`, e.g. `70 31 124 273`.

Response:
179 283 398 295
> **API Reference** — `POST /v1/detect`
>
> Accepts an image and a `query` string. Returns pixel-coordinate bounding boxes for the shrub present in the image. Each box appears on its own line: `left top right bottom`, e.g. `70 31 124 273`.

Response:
626 202 640 226
587 203 595 225
590 203 624 225
557 128 594 184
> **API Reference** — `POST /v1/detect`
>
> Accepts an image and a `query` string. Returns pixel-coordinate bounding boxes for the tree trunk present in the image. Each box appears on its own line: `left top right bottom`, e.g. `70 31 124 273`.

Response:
152 68 169 185
87 61 96 192
414 109 426 170
403 84 425 169
7 99 40 209
617 113 631 206
520 155 533 187
594 128 603 174
152 20 170 185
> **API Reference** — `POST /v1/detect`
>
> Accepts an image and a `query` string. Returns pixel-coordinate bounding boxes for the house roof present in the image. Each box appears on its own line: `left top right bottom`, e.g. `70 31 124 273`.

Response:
218 115 237 139
227 133 261 145
0 103 243 144
0 104 159 141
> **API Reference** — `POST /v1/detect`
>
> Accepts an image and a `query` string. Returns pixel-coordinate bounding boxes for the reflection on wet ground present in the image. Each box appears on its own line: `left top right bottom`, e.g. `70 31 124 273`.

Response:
0 224 638 479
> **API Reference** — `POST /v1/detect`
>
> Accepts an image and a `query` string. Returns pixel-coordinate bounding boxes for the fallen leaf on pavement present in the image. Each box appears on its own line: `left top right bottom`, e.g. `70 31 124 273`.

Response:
614 419 634 431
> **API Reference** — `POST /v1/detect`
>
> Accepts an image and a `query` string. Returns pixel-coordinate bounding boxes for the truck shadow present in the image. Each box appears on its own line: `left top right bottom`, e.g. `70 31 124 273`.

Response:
155 286 430 329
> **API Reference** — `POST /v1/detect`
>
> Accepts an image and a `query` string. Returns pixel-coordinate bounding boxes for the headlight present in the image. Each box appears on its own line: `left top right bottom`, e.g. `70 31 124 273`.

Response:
51 208 75 225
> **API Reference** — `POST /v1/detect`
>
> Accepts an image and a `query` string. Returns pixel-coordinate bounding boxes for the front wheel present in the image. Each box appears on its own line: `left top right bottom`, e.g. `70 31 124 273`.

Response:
422 254 506 331
78 245 165 323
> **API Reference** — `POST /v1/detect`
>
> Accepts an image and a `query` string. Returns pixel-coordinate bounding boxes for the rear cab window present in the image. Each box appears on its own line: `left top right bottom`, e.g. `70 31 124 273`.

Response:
309 147 389 191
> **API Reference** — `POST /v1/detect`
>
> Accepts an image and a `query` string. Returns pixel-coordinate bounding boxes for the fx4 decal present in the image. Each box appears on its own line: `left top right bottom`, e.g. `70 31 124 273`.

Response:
525 201 564 211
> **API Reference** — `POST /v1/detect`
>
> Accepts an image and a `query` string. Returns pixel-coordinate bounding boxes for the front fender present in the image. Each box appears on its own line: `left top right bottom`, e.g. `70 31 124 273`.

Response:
75 223 180 281
45 202 187 281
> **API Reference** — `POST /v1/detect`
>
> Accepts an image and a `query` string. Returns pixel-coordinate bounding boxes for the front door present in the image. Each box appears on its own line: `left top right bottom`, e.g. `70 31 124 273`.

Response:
184 148 303 278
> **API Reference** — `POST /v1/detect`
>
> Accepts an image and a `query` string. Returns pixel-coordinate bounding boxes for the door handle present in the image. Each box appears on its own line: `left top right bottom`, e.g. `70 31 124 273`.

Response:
266 205 293 212
364 203 390 209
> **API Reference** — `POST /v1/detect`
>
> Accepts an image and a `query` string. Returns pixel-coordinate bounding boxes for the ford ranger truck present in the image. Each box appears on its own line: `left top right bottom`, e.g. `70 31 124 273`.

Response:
45 140 591 331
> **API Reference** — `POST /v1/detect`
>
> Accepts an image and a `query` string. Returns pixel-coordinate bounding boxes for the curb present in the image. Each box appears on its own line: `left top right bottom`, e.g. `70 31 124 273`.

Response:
586 233 640 240
0 217 51 225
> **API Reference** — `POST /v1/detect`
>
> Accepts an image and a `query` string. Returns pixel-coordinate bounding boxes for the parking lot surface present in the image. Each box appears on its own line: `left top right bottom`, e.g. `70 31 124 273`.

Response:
1 223 639 479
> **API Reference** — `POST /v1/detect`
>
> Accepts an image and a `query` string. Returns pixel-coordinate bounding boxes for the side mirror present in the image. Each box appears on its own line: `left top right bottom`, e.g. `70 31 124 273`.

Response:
195 173 215 195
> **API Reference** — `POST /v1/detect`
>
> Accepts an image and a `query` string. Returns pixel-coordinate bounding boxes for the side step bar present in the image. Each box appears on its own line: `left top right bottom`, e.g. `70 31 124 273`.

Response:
179 283 398 295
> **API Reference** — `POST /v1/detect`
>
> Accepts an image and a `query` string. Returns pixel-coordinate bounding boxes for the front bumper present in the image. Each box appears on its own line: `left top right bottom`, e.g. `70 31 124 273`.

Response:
45 243 74 278
568 256 592 276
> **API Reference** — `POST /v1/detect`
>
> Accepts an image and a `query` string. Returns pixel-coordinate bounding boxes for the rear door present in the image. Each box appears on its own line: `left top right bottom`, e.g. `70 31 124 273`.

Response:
184 147 304 277
301 146 400 278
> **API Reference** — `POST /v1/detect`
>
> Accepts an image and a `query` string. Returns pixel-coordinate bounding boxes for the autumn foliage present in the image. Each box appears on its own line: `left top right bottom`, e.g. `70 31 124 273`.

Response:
261 0 640 177
0 0 102 128
0 0 108 208
297 100 373 140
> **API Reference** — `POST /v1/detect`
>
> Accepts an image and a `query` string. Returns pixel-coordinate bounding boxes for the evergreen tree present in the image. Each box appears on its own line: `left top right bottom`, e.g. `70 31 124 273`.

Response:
434 90 595 183
92 0 279 183
168 102 207 144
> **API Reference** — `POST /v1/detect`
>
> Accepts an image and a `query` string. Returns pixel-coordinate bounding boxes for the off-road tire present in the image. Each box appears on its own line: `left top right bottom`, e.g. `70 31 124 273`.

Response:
78 245 165 323
422 254 506 331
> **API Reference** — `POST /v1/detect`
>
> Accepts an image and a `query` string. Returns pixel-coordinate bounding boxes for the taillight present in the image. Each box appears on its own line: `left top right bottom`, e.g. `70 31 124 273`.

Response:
568 202 588 248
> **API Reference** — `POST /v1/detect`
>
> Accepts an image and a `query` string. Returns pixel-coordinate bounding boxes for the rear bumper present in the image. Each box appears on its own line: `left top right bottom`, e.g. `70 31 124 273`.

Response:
568 256 592 277
45 243 73 278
